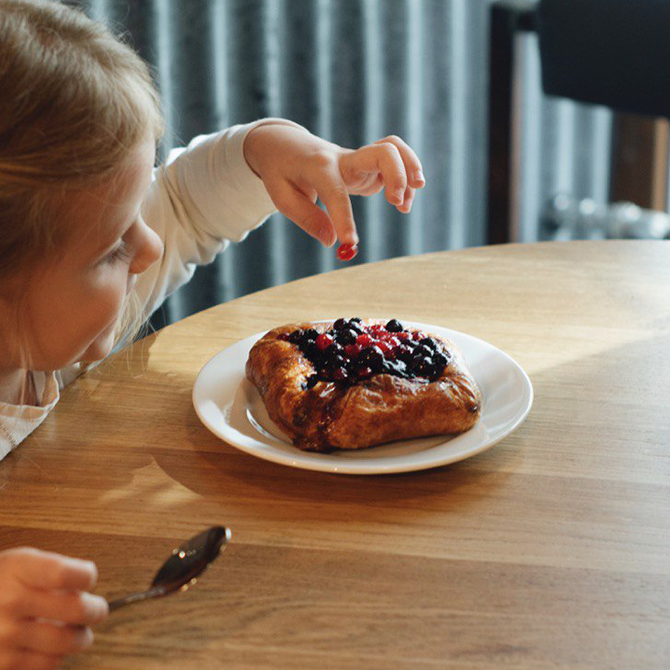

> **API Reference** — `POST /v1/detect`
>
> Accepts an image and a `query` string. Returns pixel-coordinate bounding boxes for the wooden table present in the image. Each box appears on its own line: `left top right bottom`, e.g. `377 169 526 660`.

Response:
1 241 669 669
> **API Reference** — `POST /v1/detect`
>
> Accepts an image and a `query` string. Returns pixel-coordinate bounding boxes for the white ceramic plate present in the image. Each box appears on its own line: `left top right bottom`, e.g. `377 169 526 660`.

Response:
192 322 533 475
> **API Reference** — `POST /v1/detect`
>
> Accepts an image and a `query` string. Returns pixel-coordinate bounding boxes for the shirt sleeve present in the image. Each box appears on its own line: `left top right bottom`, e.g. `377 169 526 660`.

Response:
132 118 304 322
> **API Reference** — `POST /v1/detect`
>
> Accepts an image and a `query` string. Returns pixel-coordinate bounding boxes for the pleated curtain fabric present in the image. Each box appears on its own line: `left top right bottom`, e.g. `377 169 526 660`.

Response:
70 0 610 326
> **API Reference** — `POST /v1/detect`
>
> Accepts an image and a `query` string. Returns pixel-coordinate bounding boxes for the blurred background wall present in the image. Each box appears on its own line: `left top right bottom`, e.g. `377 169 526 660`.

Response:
70 0 613 326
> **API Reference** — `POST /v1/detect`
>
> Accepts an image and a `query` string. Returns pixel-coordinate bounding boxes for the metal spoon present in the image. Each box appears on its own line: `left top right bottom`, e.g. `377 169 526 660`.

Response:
108 526 231 612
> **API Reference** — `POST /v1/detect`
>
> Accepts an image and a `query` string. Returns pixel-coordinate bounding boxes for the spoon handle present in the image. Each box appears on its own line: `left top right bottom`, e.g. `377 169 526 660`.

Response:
108 585 168 613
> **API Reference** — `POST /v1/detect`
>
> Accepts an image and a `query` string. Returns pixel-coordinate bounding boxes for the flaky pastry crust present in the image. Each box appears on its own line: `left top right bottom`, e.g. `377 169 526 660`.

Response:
245 320 482 452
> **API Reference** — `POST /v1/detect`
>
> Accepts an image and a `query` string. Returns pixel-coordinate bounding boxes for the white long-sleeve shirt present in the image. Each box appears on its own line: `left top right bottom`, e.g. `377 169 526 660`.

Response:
0 119 291 460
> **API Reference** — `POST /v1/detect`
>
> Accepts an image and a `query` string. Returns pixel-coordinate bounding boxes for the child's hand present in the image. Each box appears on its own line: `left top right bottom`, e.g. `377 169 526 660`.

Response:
244 123 426 250
0 548 108 670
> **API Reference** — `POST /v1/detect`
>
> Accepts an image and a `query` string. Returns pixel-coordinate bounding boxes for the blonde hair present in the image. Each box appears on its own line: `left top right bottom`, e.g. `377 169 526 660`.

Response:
0 0 164 371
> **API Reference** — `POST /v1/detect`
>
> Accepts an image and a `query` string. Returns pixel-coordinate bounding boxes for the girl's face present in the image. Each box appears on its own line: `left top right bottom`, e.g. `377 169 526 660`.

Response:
3 137 163 372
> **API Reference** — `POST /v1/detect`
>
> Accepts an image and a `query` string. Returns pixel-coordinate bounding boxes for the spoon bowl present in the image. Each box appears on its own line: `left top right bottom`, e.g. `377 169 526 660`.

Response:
108 526 231 612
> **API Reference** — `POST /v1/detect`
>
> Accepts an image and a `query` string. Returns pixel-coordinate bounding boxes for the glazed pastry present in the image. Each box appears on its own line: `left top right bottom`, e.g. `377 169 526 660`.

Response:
246 318 482 452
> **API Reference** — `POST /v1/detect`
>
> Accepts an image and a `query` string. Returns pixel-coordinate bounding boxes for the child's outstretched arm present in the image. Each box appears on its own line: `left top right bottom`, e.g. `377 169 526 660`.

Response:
0 548 108 669
243 124 425 250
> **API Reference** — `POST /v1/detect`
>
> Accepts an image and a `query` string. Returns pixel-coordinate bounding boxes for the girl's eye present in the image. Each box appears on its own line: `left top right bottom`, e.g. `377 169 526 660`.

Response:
103 241 131 265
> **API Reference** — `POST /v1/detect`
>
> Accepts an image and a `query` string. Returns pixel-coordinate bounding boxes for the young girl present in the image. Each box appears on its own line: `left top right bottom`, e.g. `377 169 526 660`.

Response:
0 0 424 666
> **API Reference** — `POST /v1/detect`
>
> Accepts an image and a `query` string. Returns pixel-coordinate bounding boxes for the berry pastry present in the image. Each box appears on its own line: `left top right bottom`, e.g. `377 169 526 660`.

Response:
245 318 482 452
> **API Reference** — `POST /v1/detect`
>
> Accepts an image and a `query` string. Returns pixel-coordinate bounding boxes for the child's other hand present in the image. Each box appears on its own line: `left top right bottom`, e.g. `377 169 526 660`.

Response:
244 124 426 248
0 548 108 670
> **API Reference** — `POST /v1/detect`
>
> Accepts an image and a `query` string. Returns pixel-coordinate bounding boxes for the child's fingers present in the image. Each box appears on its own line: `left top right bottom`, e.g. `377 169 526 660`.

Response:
343 143 407 206
8 549 97 592
15 621 93 656
271 182 337 247
397 185 416 213
20 589 108 626
315 186 358 247
374 135 425 189
308 169 358 246
0 649 64 670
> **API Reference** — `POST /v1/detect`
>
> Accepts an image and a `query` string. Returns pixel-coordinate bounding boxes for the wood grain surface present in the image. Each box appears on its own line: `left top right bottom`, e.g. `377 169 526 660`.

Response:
1 241 669 669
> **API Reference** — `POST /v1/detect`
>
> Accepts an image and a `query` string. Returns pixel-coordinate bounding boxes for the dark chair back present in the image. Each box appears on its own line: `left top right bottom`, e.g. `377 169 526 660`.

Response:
539 0 670 118
487 0 670 244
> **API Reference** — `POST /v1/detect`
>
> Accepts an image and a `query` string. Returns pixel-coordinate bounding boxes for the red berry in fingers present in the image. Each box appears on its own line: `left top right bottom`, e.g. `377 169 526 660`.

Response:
337 243 358 261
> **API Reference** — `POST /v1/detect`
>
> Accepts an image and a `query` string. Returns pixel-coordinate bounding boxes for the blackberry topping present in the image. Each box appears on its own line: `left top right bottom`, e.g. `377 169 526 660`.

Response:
382 358 408 376
412 356 434 377
415 344 433 359
395 344 414 361
330 342 344 356
288 329 304 344
324 353 347 371
302 340 319 359
285 319 450 387
419 337 438 350
335 327 359 345
358 345 384 372
433 352 449 370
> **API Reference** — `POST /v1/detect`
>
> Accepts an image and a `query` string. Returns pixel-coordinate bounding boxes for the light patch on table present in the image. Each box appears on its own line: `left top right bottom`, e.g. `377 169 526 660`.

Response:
98 461 201 506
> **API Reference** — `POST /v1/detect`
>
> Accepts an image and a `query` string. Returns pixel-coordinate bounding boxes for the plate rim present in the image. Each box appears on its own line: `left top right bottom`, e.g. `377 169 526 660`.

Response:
192 321 533 475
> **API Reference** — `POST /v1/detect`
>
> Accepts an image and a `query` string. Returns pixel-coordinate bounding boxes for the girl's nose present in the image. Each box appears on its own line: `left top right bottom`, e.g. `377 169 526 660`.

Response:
129 218 163 275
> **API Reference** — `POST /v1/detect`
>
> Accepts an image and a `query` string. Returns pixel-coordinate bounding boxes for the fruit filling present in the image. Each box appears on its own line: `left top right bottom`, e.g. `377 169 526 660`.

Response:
279 319 451 388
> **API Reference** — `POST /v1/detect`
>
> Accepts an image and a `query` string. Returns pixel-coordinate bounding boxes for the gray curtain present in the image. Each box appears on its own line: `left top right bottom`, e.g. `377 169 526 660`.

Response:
69 0 609 327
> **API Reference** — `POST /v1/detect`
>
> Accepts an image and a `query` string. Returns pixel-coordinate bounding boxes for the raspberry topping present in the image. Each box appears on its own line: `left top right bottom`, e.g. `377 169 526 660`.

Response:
355 332 373 347
283 319 451 389
316 333 334 351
